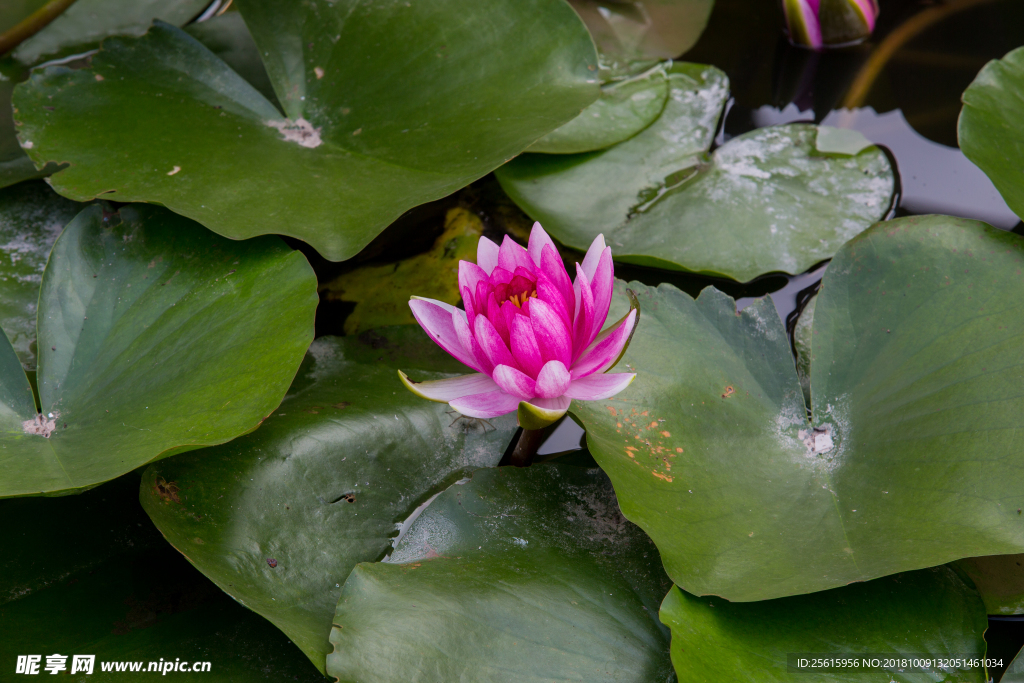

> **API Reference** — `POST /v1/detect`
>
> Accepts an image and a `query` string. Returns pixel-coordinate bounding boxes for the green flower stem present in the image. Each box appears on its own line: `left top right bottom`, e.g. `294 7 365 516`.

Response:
0 0 80 56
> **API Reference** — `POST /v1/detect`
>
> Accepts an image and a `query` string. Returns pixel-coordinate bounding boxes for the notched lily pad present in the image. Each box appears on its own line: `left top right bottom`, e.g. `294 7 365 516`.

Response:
0 203 317 498
329 464 674 682
497 63 896 282
661 567 987 682
140 328 517 672
14 0 599 261
573 216 1024 601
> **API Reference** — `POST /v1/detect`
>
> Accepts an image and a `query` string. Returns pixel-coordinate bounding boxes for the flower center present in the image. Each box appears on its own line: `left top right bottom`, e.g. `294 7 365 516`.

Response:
507 290 537 308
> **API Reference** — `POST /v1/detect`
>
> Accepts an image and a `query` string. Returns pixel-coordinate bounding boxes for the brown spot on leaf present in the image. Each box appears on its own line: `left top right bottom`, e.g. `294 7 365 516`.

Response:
153 478 181 504
721 386 735 399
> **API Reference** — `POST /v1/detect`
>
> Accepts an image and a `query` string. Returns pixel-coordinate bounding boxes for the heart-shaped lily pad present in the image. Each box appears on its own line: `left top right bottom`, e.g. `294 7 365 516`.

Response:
0 475 326 681
661 567 987 682
955 554 1024 615
0 180 83 369
328 464 674 682
497 63 896 282
959 46 1024 224
573 215 1024 601
140 328 517 672
14 0 599 261
0 203 317 498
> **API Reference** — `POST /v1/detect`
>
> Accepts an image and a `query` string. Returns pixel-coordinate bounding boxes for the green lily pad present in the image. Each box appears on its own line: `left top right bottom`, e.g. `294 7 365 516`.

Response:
0 203 317 498
0 475 326 681
660 568 988 682
567 0 716 62
0 63 61 190
0 181 83 370
573 215 1024 601
1003 646 1024 683
529 63 671 154
184 11 279 108
11 0 210 65
955 555 1024 615
496 63 896 282
959 46 1024 224
140 328 517 673
14 1 599 261
328 464 674 682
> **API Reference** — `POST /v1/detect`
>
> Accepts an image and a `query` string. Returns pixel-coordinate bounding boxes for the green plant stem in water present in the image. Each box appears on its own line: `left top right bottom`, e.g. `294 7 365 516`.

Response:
0 0 79 57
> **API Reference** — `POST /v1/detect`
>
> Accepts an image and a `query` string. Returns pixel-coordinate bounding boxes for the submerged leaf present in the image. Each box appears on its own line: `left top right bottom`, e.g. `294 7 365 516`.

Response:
319 207 481 335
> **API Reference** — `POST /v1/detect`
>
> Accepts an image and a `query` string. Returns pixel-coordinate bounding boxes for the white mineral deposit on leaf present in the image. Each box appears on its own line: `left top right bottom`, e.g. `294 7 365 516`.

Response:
798 424 834 454
167 166 181 176
314 66 325 79
22 412 58 437
265 118 323 149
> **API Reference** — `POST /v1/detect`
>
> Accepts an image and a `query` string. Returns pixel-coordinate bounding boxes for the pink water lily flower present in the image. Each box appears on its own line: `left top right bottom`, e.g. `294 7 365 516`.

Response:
399 223 638 429
783 0 878 49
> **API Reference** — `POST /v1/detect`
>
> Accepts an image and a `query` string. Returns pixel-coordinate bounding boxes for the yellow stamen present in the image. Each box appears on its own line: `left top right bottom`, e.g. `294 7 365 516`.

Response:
509 290 537 308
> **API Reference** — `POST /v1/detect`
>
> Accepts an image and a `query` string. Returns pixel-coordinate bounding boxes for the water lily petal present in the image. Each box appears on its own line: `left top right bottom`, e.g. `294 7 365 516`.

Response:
510 315 544 378
572 264 595 359
459 261 489 301
571 309 637 380
461 286 477 330
782 0 822 48
398 370 498 402
452 307 491 374
536 276 572 332
450 389 520 419
529 297 572 367
474 313 519 371
565 372 636 400
588 246 613 344
849 0 878 30
497 234 534 274
535 360 571 399
492 364 537 400
486 293 511 347
409 297 480 371
539 244 574 317
580 233 606 283
477 236 499 275
527 222 558 268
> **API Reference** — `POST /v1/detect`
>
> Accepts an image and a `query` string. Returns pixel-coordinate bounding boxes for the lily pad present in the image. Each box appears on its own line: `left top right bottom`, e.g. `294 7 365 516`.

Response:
11 0 210 65
184 11 279 108
14 1 599 261
0 203 317 498
959 46 1024 224
955 554 1024 615
0 63 61 190
319 207 481 335
496 63 896 282
529 63 671 154
0 181 83 370
140 328 517 672
328 464 674 682
567 0 716 62
661 567 987 682
0 475 326 681
573 215 1024 601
